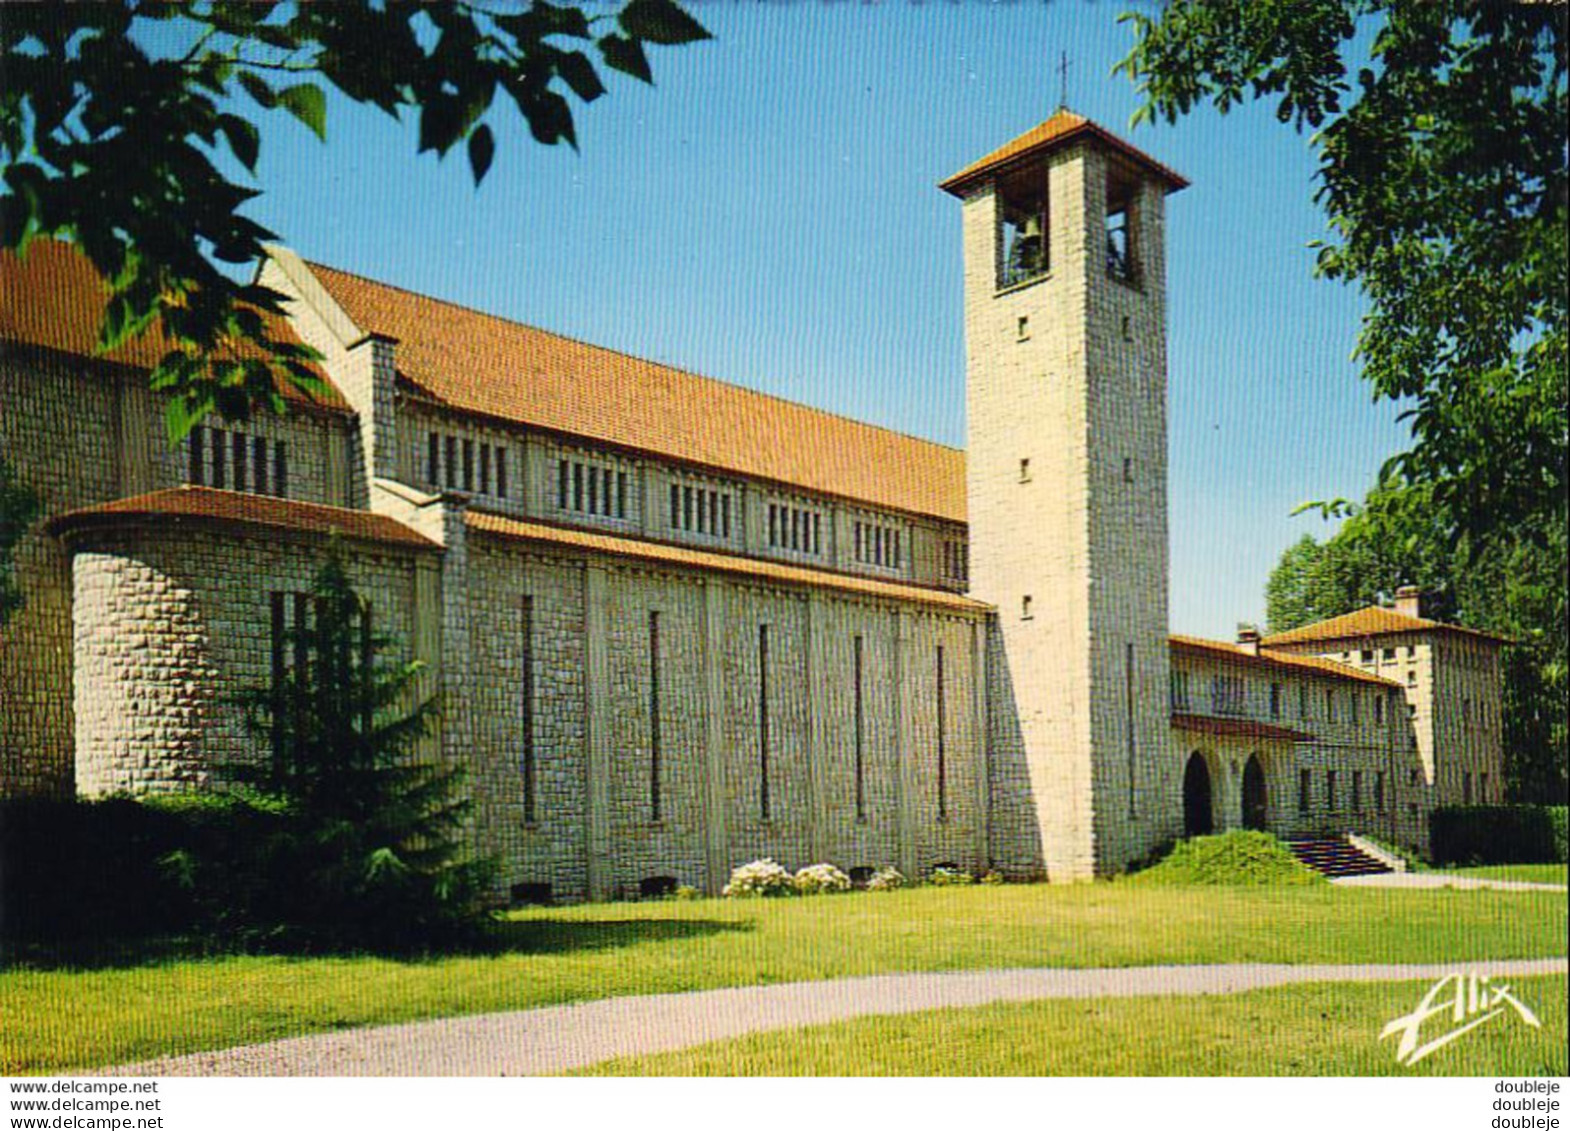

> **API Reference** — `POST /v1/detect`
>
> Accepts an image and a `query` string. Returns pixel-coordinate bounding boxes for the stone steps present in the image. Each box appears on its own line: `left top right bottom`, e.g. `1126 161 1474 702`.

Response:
1284 835 1394 878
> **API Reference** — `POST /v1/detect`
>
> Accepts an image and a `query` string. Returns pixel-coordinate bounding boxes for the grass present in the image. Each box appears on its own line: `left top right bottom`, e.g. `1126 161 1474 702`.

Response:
1122 830 1321 886
576 975 1568 1076
3 882 1565 1074
1442 863 1568 885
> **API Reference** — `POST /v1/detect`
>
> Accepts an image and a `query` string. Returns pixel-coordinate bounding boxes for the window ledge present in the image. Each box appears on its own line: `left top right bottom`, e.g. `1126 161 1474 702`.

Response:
994 272 1052 297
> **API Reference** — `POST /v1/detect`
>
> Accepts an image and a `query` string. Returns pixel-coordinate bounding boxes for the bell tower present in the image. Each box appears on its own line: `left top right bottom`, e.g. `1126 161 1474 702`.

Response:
941 111 1187 879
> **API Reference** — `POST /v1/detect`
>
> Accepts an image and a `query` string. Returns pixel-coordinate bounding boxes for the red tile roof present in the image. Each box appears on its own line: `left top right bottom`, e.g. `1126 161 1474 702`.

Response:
939 109 1189 198
1169 634 1401 687
49 486 436 550
1170 714 1315 743
1261 606 1509 647
0 240 344 411
468 510 989 613
305 261 967 524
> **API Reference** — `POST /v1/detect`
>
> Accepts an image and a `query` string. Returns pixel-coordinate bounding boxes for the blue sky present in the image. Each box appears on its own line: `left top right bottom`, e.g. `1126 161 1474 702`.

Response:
223 3 1409 640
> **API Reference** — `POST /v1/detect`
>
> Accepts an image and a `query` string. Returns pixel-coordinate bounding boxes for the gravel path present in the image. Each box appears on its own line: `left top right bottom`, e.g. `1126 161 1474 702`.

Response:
1329 873 1568 893
99 958 1568 1077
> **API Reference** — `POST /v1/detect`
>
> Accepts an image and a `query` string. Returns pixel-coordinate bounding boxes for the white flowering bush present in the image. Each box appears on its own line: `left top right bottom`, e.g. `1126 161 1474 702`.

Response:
793 863 852 895
866 866 906 892
722 858 795 898
928 865 975 886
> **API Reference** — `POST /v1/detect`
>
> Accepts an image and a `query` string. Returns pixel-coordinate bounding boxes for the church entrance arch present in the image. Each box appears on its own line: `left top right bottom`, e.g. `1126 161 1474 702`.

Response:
1183 752 1214 837
1242 753 1268 831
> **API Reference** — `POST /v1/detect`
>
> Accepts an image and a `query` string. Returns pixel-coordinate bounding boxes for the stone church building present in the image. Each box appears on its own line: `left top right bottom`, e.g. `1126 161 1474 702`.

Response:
0 112 1504 898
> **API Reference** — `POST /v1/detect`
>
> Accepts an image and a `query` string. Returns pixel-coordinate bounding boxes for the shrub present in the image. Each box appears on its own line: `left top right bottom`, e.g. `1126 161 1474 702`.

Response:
672 885 701 901
866 866 906 891
793 863 851 895
722 858 795 898
1124 831 1321 886
1430 805 1569 866
980 870 1006 886
928 865 974 886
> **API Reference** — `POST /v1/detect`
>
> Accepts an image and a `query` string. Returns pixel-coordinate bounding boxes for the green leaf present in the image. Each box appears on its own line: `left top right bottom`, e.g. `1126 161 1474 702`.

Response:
598 34 651 84
277 83 327 141
619 0 711 46
217 114 261 172
558 50 606 103
467 124 495 185
236 70 277 109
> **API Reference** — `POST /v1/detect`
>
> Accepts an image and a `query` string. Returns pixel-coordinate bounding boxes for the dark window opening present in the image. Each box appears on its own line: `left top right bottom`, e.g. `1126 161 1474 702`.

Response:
639 876 678 899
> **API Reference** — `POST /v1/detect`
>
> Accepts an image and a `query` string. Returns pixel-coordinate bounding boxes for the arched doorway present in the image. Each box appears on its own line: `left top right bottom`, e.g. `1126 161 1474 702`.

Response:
1242 754 1268 831
1183 752 1213 837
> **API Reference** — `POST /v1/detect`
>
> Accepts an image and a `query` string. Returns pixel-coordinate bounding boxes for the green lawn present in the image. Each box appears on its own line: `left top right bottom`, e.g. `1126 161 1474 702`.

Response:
3 883 1565 1074
577 975 1569 1076
1442 863 1568 885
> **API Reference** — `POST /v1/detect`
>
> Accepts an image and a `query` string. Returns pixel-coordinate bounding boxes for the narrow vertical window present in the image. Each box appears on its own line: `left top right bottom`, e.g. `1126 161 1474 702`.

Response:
670 484 680 528
649 611 662 821
573 462 584 511
813 513 822 555
188 426 206 485
768 504 778 547
758 624 770 820
853 634 865 822
558 459 569 509
496 447 508 499
1352 770 1363 812
521 596 536 824
721 495 731 539
269 591 288 758
695 488 706 534
936 645 947 822
253 436 269 495
1376 771 1386 813
232 431 247 493
1298 769 1311 813
1125 641 1136 818
479 444 491 495
855 522 863 562
211 428 227 489
893 530 901 569
444 436 457 489
1326 770 1337 811
683 486 694 531
460 437 472 492
587 466 599 514
427 433 440 486
274 442 288 498
617 471 628 519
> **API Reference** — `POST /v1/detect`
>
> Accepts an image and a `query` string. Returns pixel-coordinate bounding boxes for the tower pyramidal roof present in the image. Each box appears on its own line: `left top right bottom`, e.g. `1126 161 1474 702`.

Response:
938 108 1189 197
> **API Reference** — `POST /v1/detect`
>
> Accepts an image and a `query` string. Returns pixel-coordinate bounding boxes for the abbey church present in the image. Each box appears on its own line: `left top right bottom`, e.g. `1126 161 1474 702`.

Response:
0 111 1505 898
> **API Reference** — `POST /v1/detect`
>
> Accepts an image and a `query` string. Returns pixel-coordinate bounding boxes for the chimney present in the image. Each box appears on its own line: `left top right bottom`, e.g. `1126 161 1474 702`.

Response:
1394 586 1423 619
1236 624 1261 656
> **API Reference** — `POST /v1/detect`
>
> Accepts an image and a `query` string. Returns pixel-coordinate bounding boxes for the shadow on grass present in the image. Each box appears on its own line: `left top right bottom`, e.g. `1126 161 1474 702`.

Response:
2 915 753 973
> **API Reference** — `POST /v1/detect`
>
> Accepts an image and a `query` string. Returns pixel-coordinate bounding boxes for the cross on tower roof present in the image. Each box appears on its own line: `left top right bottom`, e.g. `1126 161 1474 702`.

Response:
1058 50 1070 110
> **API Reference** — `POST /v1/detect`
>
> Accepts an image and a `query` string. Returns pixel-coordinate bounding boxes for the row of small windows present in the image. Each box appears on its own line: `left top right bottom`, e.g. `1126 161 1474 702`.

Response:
557 459 628 519
768 503 822 556
1298 768 1387 814
941 539 969 583
669 483 732 538
1462 771 1492 804
427 433 509 498
188 426 288 497
853 521 903 570
1172 670 1398 726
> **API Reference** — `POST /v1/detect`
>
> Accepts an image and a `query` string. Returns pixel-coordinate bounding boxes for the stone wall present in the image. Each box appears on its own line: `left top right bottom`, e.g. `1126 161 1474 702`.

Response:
0 346 360 798
66 523 426 796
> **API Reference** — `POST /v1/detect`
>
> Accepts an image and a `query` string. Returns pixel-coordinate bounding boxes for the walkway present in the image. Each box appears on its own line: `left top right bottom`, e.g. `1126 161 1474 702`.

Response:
1330 873 1568 893
101 958 1569 1076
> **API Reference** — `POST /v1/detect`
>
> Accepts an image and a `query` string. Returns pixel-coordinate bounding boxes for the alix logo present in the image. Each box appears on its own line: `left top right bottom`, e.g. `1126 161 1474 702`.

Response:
1380 972 1542 1066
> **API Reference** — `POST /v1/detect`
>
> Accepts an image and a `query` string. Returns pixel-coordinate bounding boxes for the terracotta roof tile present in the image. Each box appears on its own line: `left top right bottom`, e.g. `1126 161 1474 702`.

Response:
1170 634 1401 687
1260 606 1509 647
468 510 988 613
939 109 1189 197
305 261 966 523
1170 714 1316 743
1 240 345 411
49 486 435 550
